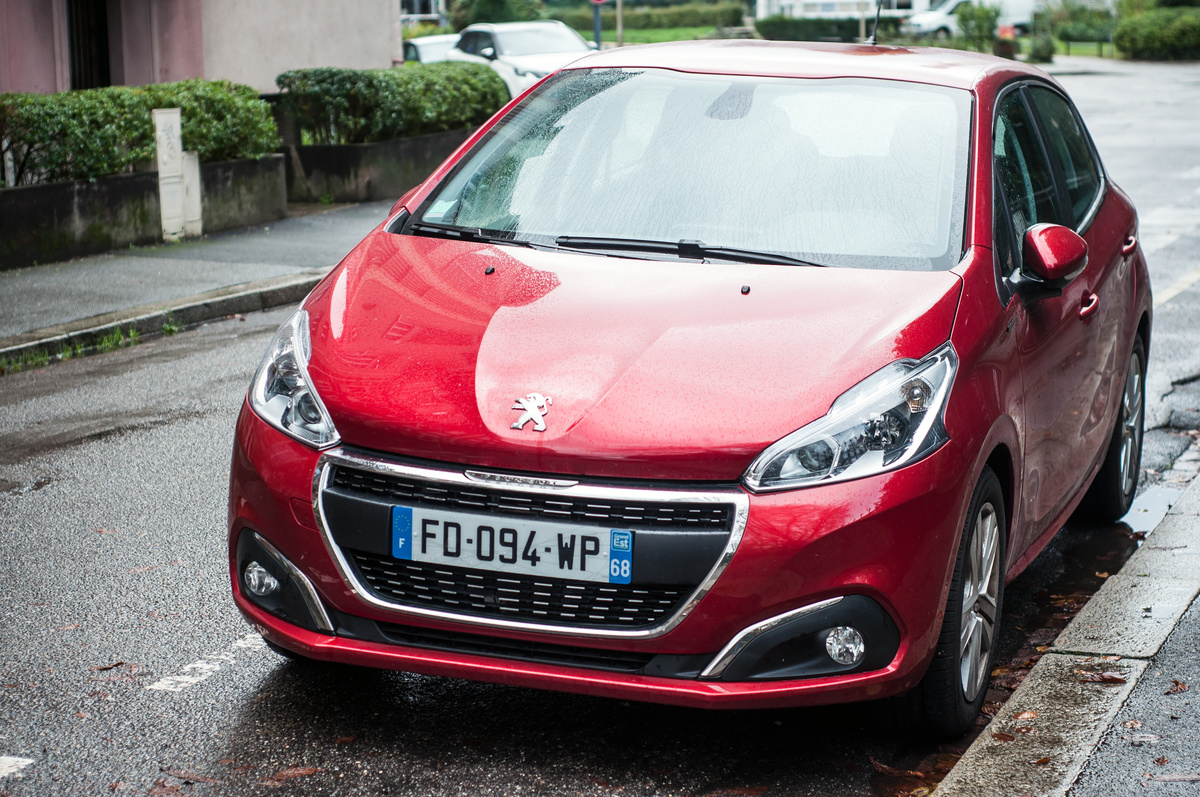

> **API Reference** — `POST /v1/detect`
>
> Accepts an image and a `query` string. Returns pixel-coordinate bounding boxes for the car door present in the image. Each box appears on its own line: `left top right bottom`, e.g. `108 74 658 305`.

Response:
992 83 1108 540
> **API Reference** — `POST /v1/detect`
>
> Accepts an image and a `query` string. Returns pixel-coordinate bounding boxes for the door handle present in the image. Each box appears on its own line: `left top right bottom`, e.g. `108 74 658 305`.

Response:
1122 235 1138 255
1079 292 1100 320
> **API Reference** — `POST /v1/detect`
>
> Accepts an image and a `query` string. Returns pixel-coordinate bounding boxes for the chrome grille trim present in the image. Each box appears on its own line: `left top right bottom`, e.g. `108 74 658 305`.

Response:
312 448 750 640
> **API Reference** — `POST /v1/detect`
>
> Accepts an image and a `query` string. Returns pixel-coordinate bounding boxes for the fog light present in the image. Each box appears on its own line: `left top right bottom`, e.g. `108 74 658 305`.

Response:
825 626 865 666
244 561 280 597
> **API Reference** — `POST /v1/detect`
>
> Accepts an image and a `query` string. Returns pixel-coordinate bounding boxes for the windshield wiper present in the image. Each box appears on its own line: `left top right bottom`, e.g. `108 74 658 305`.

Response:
554 236 825 268
409 221 532 248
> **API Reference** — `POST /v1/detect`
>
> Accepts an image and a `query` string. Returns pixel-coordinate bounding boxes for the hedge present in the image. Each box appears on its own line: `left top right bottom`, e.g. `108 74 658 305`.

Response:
0 80 277 187
756 15 901 41
276 62 508 146
552 2 744 30
1114 7 1200 59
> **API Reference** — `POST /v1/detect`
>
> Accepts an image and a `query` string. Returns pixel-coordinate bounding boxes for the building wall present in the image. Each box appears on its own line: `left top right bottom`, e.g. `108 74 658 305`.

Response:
109 0 205 86
201 0 401 94
0 0 69 93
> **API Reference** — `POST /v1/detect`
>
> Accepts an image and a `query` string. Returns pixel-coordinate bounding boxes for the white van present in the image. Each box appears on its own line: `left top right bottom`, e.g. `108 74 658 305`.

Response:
901 0 1037 38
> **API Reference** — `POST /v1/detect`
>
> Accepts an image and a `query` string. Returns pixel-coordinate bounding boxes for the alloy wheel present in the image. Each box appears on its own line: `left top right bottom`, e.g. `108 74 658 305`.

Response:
1119 349 1145 497
959 502 1000 703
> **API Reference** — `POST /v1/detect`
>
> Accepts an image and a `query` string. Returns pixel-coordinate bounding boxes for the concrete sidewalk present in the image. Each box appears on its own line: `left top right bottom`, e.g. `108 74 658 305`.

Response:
0 200 392 363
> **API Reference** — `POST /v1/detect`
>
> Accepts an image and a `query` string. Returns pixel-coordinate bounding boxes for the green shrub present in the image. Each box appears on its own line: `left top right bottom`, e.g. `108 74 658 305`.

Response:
276 62 508 146
449 0 544 29
0 79 277 186
1114 7 1200 58
956 2 1001 51
754 14 901 41
1028 34 1057 60
1050 0 1114 40
552 2 744 30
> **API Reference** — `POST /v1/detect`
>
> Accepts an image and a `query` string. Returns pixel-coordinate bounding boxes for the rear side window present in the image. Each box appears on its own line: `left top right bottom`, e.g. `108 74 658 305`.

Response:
1027 86 1102 228
994 90 1059 242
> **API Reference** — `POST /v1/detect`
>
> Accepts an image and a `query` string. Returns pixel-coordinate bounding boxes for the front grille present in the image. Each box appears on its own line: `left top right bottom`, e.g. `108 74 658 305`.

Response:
349 551 689 628
377 621 656 672
331 466 733 530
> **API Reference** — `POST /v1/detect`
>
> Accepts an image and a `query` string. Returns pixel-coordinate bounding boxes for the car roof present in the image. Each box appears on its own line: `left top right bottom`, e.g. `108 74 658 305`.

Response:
564 40 1048 92
464 21 570 32
411 34 460 44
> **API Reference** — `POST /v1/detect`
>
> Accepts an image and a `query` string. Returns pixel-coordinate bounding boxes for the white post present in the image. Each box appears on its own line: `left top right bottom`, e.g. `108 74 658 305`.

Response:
153 108 184 241
181 151 202 238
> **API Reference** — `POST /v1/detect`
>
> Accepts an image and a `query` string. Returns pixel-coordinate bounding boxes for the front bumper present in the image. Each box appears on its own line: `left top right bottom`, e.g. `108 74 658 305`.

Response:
229 400 972 709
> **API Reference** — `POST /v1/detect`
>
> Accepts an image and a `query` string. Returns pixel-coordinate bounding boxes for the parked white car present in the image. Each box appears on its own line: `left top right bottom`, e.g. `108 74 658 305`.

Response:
445 21 595 99
901 0 1036 38
402 33 461 64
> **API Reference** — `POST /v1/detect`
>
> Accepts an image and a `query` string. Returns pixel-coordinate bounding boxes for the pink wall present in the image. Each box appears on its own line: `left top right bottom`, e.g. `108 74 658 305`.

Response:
0 0 68 93
0 0 203 94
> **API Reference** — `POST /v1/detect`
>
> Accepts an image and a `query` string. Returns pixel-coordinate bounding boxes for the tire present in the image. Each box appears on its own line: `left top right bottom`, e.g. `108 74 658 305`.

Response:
916 466 1006 739
1078 335 1146 522
933 27 951 40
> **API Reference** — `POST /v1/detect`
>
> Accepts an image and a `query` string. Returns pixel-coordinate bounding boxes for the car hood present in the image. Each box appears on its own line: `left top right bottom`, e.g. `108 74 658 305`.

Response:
304 231 963 481
498 51 588 74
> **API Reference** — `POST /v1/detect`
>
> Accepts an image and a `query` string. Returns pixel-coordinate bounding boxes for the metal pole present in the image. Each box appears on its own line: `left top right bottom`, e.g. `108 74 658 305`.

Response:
617 0 623 46
594 3 602 48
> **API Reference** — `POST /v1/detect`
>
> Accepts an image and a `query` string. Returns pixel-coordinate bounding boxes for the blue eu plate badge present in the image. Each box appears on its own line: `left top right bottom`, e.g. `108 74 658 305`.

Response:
392 506 412 560
609 529 632 584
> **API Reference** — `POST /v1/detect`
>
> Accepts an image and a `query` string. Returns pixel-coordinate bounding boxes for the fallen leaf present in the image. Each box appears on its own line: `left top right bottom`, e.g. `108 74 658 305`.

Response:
991 667 1010 677
1035 645 1050 653
216 759 235 765
95 528 119 534
1131 531 1148 541
1155 757 1170 766
269 767 322 781
1165 680 1189 695
982 701 1003 717
1122 719 1144 729
1149 774 1200 783
1014 710 1039 720
1030 757 1051 766
89 661 124 672
162 768 220 784
1095 571 1109 578
108 781 126 792
56 623 80 631
334 736 356 745
992 732 1016 742
868 757 927 779
147 779 181 796
1015 727 1037 735
1079 671 1126 684
74 711 89 719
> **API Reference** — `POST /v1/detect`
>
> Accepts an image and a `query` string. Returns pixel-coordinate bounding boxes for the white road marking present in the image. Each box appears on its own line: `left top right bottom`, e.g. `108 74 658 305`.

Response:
145 633 266 693
1156 264 1200 308
0 756 34 778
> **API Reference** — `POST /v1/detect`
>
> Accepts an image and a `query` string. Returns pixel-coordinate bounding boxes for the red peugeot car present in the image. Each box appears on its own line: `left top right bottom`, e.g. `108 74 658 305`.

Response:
229 41 1151 736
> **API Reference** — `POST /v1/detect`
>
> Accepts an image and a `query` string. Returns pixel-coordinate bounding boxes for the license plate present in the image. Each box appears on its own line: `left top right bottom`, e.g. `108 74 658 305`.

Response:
390 505 634 585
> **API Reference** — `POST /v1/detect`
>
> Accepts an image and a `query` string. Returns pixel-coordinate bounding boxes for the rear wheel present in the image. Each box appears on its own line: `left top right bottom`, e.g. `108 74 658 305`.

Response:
933 27 951 40
916 467 1006 738
1079 335 1146 522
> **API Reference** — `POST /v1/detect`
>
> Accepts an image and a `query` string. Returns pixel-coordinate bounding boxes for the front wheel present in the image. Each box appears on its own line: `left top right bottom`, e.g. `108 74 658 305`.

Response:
1078 335 1146 522
915 466 1006 738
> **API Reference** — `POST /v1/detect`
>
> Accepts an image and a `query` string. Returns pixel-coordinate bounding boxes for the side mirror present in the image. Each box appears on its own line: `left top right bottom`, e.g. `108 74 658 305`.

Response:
1013 223 1087 304
587 41 600 50
480 46 496 59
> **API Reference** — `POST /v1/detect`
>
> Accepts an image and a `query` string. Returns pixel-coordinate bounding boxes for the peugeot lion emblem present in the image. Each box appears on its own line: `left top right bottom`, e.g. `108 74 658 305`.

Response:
511 392 552 432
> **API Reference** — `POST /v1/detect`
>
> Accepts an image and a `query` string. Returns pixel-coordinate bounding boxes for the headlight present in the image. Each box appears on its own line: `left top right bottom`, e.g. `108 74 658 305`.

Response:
248 309 340 448
743 343 957 492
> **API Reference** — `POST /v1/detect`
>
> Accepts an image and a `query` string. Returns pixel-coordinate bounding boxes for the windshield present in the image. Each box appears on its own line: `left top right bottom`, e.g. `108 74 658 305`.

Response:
496 26 589 56
413 68 972 271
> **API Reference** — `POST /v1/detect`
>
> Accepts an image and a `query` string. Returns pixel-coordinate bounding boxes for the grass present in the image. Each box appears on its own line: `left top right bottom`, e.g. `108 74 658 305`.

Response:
97 326 140 353
601 26 717 44
162 313 182 336
0 349 52 375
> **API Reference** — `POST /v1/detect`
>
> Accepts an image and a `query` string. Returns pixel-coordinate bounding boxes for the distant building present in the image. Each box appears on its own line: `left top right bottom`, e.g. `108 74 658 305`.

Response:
1 0 405 95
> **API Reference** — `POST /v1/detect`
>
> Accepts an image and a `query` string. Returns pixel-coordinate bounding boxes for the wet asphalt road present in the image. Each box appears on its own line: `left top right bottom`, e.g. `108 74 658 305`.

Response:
3 58 1200 797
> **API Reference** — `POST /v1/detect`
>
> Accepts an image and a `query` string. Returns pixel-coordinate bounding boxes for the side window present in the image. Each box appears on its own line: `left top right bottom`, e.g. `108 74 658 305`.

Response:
480 34 497 54
993 90 1059 256
458 33 479 54
404 42 419 62
1027 86 1102 228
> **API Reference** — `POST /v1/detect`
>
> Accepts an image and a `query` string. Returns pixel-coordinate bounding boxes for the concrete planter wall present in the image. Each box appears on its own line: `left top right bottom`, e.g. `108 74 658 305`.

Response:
0 154 286 271
284 127 473 203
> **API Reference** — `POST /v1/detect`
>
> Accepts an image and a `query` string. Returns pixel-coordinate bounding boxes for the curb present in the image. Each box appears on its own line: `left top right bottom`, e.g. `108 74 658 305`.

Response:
935 467 1200 796
0 267 330 364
